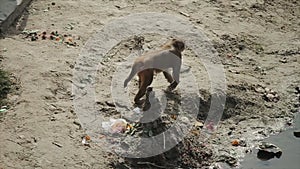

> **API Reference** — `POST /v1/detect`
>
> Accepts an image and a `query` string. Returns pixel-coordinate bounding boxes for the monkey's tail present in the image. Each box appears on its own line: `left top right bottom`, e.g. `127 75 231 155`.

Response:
124 63 142 88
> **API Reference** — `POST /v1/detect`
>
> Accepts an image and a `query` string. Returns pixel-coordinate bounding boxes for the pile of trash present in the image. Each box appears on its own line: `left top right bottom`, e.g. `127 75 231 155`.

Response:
22 29 78 46
101 118 142 135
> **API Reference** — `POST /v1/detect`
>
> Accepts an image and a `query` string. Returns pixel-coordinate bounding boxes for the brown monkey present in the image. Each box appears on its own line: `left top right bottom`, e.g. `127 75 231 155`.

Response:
124 38 185 104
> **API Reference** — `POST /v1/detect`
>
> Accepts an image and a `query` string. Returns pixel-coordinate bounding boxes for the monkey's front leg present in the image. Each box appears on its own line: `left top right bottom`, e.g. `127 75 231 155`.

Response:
167 81 178 91
163 71 174 83
167 66 180 91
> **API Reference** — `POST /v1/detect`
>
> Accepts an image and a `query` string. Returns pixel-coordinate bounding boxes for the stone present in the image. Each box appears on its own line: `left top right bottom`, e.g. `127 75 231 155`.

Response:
257 142 282 161
293 130 300 138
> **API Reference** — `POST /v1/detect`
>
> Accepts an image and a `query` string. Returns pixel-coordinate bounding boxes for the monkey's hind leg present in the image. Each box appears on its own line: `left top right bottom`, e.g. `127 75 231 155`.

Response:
134 70 153 104
142 87 153 111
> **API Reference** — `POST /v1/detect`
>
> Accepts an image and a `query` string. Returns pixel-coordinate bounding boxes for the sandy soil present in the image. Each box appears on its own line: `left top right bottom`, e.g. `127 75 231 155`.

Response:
0 0 299 168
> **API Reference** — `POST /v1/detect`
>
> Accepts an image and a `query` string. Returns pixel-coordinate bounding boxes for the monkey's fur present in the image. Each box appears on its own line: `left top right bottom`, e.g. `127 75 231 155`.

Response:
124 39 185 104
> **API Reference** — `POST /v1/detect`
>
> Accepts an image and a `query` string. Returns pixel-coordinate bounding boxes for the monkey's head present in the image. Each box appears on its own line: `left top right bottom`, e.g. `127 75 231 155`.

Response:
171 39 185 52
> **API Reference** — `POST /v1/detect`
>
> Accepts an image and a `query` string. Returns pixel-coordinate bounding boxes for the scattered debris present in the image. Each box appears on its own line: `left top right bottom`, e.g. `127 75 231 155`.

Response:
170 114 177 120
22 29 39 36
133 35 145 51
178 136 213 168
194 121 204 129
253 85 280 102
254 85 265 93
137 161 166 169
231 139 246 147
179 11 190 17
226 53 233 58
0 106 7 113
239 140 247 147
1 48 7 52
231 139 239 146
105 101 115 107
64 23 76 30
263 88 280 102
22 30 78 46
52 141 63 148
228 69 240 74
257 142 282 161
279 57 288 63
73 119 81 128
295 86 300 94
102 118 128 133
82 135 91 146
217 154 238 167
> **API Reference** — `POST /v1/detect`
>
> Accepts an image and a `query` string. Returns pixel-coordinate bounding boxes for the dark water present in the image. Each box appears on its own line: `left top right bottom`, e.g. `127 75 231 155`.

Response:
241 113 300 169
0 0 17 22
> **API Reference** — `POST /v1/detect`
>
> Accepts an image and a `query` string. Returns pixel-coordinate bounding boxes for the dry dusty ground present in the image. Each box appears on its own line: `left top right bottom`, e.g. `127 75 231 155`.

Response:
0 0 299 168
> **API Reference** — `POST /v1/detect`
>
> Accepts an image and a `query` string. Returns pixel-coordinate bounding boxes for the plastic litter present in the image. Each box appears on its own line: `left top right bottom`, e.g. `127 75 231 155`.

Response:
102 118 128 133
231 139 239 146
81 135 91 146
0 106 7 113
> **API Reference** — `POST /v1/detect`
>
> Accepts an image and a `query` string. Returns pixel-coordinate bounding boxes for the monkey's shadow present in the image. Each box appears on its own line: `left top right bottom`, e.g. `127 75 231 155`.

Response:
113 89 184 168
135 87 181 132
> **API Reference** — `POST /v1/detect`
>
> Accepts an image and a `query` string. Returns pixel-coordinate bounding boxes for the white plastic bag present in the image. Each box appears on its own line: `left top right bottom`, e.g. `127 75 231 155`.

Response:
102 118 128 133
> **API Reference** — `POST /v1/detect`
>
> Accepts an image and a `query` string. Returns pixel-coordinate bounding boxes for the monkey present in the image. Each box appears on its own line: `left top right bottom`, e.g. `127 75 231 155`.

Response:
124 38 185 104
142 87 153 111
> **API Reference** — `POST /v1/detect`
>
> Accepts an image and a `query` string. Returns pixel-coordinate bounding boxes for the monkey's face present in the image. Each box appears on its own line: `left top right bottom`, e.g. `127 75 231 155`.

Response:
172 39 185 52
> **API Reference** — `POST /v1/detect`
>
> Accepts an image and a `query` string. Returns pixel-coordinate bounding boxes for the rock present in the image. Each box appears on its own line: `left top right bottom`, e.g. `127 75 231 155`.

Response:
279 57 288 63
257 142 282 161
229 69 240 74
217 154 237 167
254 86 265 93
263 89 279 102
229 126 235 130
31 36 38 41
105 101 115 107
264 103 273 108
295 86 300 94
73 119 82 128
239 139 247 147
293 130 300 138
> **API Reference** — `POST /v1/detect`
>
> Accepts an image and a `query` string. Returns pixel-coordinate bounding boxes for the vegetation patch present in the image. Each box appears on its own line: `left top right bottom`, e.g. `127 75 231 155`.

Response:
0 69 11 106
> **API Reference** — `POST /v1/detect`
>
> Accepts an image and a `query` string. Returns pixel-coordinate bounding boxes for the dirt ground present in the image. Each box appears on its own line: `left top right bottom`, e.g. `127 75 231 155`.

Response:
0 0 299 168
